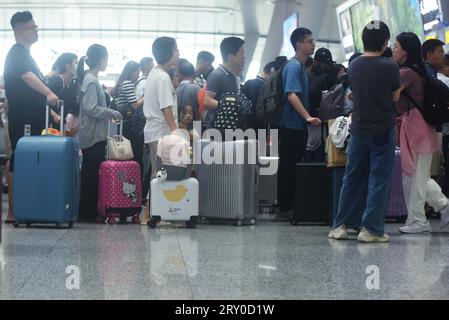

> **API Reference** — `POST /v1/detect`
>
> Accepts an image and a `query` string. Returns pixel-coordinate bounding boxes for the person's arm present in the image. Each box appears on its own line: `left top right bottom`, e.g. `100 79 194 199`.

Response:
158 78 178 131
392 65 403 103
393 88 402 103
162 107 177 131
204 91 219 110
22 72 58 105
284 64 321 126
131 97 144 110
123 81 143 110
287 93 321 126
82 83 121 120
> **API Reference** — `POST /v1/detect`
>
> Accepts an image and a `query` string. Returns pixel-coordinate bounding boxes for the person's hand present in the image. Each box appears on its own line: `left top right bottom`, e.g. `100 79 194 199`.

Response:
111 110 123 121
306 116 321 126
46 92 59 106
50 110 61 123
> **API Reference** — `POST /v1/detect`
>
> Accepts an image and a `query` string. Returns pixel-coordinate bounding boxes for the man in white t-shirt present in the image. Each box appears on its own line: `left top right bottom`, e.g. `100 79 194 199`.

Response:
142 37 179 224
135 57 154 99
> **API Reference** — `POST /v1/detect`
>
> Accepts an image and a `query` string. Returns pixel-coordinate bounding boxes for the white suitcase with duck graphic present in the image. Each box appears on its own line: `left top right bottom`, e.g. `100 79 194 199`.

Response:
149 178 199 228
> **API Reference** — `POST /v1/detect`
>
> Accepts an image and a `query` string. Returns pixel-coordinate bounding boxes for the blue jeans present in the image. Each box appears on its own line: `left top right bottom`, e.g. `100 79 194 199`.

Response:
333 128 396 236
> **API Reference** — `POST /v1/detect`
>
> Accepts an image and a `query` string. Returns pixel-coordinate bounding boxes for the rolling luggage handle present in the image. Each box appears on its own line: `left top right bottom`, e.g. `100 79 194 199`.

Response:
106 119 134 161
44 100 64 136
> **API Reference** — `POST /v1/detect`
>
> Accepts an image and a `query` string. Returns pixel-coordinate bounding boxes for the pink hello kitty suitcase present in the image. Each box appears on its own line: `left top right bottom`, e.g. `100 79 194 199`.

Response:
98 160 142 225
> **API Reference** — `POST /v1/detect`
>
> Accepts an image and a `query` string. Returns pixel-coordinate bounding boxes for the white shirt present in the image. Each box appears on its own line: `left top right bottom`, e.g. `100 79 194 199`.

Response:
143 67 178 144
135 76 147 99
437 73 449 88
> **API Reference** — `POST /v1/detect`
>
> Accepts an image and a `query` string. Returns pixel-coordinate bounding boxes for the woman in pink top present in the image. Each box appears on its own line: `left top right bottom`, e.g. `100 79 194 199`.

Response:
393 32 449 234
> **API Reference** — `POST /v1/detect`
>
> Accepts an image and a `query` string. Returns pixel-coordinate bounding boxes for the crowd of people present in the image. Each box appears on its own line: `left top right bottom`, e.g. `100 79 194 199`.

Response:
2 10 449 243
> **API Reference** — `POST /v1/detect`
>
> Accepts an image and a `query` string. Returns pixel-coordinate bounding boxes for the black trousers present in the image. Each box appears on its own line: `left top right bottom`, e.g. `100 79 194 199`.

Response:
443 135 449 196
79 141 106 221
277 128 307 213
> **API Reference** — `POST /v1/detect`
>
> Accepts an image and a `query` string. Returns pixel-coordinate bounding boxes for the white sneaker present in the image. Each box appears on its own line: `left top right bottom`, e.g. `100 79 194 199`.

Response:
328 225 350 240
357 228 389 243
440 204 449 230
399 221 431 234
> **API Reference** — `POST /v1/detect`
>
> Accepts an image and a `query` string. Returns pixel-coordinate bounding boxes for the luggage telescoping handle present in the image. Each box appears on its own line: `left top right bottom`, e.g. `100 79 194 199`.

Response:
107 119 123 139
45 100 64 136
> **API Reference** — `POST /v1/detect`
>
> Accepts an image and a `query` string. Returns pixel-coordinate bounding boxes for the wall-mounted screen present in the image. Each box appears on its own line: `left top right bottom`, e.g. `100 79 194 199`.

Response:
338 0 425 54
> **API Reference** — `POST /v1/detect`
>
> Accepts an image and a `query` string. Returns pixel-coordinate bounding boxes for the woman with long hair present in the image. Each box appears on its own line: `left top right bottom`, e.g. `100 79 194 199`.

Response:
46 52 79 130
112 61 144 173
392 32 449 233
77 44 122 222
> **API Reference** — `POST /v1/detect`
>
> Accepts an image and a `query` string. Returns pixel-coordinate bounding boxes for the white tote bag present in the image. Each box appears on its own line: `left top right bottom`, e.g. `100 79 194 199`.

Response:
107 120 134 161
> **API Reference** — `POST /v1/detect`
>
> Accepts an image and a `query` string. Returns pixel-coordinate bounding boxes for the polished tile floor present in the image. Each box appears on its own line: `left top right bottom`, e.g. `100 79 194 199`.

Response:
1 206 449 300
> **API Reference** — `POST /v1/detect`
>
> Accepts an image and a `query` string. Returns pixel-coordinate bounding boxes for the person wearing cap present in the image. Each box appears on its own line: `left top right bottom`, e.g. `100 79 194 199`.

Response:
305 47 338 162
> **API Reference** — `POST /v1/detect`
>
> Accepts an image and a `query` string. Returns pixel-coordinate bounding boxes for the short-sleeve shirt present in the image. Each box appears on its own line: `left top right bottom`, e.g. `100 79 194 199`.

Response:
135 77 147 99
242 76 265 107
176 80 201 121
116 80 138 120
348 56 400 137
143 67 178 143
396 67 424 116
204 65 240 129
4 43 47 136
46 76 79 129
278 58 310 131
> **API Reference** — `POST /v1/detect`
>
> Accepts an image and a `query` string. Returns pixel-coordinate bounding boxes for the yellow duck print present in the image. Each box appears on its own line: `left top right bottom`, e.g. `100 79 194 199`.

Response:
162 185 188 202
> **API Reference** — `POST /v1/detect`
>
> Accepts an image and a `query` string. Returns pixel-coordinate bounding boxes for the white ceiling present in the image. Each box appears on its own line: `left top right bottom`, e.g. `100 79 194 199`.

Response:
0 0 347 78
0 0 345 42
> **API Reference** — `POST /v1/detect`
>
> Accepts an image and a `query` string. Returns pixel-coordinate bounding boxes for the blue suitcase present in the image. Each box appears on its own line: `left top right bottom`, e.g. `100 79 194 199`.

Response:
13 102 80 228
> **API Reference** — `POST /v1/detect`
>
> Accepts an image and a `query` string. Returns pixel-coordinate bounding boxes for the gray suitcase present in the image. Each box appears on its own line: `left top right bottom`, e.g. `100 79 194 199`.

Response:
197 139 259 226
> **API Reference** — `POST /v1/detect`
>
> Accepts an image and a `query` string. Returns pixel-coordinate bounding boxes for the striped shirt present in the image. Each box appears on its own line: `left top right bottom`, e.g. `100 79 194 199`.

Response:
116 80 138 109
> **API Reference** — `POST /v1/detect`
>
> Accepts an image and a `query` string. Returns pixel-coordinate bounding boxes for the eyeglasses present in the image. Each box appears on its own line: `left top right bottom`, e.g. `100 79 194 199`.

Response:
20 25 38 32
301 39 316 45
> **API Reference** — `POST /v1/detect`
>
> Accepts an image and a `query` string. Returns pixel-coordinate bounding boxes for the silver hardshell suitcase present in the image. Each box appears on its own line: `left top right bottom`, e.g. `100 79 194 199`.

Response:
196 139 259 226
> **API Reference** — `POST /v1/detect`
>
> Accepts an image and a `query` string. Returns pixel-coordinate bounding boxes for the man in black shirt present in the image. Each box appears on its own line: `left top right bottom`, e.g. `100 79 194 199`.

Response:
241 61 278 130
194 51 215 88
204 37 245 130
329 21 401 243
3 11 58 223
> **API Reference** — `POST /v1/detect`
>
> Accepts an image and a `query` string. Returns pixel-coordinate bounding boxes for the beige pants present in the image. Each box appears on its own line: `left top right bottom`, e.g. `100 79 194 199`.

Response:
148 141 158 181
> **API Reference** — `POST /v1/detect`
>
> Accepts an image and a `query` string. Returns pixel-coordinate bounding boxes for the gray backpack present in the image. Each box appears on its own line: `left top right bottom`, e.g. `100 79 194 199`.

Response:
318 84 345 121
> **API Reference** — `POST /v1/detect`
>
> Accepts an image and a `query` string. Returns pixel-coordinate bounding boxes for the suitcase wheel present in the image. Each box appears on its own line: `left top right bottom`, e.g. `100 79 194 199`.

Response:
13 221 20 228
55 223 62 229
26 223 31 228
68 221 74 228
249 218 256 226
185 221 196 229
119 216 127 224
290 219 299 226
148 219 157 229
236 220 243 227
132 216 140 224
107 217 116 225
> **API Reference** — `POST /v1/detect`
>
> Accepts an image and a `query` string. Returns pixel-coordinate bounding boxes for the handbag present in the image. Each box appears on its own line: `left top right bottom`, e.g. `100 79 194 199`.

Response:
326 119 347 168
107 121 134 161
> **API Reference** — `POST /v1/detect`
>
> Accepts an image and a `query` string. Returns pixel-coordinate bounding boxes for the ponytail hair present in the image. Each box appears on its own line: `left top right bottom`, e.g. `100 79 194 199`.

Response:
76 56 87 84
76 44 108 84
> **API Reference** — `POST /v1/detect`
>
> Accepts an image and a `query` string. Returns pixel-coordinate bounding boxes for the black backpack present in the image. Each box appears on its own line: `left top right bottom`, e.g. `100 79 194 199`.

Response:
403 76 449 126
255 64 286 127
213 93 252 130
